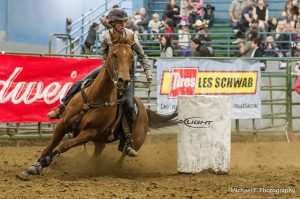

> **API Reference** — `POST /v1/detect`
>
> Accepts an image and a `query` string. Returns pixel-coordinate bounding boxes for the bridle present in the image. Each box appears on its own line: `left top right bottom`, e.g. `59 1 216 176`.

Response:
105 43 133 91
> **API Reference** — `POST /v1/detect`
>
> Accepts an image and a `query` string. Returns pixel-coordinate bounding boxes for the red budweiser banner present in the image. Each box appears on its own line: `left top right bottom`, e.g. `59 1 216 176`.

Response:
0 54 102 122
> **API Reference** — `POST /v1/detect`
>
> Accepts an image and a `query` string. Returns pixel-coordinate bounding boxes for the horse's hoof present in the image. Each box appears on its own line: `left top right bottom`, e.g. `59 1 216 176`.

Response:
125 147 138 157
16 171 31 181
27 162 43 175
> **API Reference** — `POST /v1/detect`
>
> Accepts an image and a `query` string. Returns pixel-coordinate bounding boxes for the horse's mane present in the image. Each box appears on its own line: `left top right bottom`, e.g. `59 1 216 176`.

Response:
109 29 134 46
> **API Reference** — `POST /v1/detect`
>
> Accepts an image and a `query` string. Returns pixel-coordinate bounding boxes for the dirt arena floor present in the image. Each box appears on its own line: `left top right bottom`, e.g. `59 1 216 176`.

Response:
0 133 299 199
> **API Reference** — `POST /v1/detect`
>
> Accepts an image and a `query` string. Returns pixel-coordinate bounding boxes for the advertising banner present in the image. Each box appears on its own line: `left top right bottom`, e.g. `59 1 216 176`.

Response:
0 54 102 122
157 58 261 119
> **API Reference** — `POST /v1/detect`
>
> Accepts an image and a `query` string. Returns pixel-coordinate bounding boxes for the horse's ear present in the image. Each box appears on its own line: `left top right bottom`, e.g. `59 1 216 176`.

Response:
100 17 112 29
109 30 121 44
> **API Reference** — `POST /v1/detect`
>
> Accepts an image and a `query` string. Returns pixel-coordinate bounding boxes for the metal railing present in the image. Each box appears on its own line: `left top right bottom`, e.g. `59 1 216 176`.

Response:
133 31 300 58
54 0 122 54
0 53 300 140
48 33 73 54
87 30 300 57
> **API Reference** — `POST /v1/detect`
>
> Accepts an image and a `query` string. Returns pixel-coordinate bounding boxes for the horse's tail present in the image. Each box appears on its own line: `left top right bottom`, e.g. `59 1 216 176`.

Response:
146 109 178 129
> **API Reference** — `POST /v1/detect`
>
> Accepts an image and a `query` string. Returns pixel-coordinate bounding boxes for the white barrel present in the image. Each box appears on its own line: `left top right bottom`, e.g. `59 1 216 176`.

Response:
177 96 231 174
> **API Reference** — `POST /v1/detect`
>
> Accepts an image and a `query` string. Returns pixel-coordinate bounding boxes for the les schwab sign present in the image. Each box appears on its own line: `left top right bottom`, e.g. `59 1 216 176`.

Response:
160 68 258 97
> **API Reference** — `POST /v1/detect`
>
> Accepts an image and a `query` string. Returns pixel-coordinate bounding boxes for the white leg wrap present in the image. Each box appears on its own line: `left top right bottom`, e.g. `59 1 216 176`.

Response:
27 162 43 175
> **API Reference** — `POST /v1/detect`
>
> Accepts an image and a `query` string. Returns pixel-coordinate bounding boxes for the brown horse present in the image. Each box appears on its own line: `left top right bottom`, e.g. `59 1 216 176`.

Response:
16 31 149 180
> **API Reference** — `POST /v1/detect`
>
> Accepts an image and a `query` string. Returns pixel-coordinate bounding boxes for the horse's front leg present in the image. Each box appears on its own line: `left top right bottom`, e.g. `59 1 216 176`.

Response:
16 121 67 181
17 128 96 181
39 121 67 159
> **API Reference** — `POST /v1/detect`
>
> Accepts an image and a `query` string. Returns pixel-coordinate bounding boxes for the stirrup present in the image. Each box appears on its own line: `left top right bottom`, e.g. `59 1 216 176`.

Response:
47 109 61 119
47 105 65 119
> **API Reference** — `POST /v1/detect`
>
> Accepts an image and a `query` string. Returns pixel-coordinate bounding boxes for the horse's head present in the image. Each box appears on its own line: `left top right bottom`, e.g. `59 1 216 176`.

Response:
107 30 134 90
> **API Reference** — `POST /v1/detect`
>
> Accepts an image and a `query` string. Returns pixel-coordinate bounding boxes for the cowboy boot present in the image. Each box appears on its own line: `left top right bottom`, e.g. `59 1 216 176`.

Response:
124 129 138 157
47 104 66 119
123 112 138 157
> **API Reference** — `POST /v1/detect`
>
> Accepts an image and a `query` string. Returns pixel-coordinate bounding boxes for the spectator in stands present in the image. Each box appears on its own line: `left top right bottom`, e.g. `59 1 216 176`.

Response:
66 18 72 34
192 19 213 54
275 20 286 39
238 29 257 57
229 0 246 30
264 36 280 57
125 17 139 34
81 22 99 54
188 0 204 26
292 0 299 15
177 20 192 56
253 0 269 31
239 0 255 32
191 37 212 57
295 59 300 71
292 41 300 56
163 0 181 26
251 38 266 70
148 13 162 40
268 17 278 33
291 13 298 28
160 36 174 57
136 7 150 37
203 4 215 28
180 0 192 25
277 22 295 57
282 1 294 22
246 18 265 40
163 18 175 41
133 11 142 25
294 19 300 41
192 19 211 42
251 38 265 57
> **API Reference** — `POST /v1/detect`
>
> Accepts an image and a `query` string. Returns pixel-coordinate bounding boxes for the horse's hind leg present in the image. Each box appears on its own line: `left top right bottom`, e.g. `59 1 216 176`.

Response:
93 142 105 157
55 129 97 154
114 153 126 170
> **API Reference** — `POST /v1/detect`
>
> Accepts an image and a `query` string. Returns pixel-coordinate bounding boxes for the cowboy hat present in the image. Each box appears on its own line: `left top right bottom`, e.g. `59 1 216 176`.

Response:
192 20 205 28
204 4 215 12
177 19 189 28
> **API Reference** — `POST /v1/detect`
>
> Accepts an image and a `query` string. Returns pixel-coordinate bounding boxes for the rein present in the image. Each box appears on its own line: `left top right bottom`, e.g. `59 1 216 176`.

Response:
70 43 132 135
80 43 132 109
105 43 132 89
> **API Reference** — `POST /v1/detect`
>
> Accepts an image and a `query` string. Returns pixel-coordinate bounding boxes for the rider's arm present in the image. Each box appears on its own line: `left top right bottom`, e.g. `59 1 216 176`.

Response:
132 34 152 77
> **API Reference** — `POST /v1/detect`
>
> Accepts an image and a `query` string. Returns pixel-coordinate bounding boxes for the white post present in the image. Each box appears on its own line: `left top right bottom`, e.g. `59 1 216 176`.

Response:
177 96 231 174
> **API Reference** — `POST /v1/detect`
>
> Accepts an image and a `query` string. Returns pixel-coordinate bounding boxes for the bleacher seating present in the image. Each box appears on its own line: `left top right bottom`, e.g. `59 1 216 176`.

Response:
148 0 285 23
140 0 287 57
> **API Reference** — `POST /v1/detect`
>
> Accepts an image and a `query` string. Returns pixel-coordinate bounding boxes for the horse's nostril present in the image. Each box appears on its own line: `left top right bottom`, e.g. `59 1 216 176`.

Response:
118 78 124 83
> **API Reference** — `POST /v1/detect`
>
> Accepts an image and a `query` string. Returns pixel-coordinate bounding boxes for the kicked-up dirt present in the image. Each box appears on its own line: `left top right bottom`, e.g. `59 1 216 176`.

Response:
0 133 299 199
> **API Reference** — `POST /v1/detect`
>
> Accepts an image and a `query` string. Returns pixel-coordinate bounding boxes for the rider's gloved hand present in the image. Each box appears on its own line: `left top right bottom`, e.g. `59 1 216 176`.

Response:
146 74 153 82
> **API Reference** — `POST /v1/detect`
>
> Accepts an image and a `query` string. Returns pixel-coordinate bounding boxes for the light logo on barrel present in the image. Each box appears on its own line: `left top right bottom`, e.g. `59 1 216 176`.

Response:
160 69 258 97
179 117 213 128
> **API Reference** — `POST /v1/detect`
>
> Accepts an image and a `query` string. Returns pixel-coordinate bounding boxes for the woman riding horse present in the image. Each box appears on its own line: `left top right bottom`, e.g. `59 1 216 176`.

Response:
48 8 153 157
17 18 153 181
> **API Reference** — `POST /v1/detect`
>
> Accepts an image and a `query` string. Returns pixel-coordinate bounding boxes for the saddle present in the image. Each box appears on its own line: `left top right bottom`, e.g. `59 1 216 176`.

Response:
69 78 138 150
106 98 139 143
